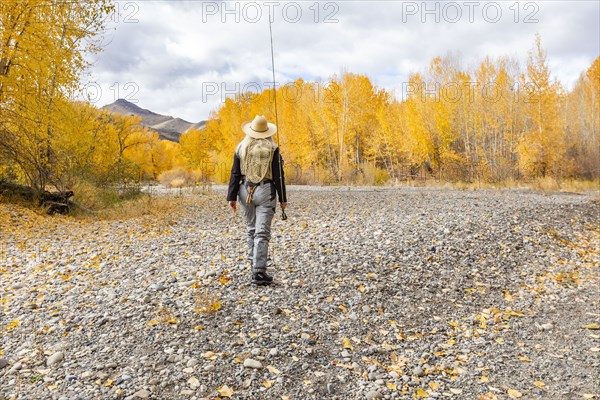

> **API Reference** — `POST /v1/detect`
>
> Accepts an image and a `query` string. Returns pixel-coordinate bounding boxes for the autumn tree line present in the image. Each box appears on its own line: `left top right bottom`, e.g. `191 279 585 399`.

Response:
0 0 183 199
1 1 598 207
200 36 599 184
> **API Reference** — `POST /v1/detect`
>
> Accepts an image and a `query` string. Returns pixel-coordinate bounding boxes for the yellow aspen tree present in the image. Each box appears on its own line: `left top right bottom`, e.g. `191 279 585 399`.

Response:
518 34 565 178
564 57 600 178
401 73 435 169
0 0 115 192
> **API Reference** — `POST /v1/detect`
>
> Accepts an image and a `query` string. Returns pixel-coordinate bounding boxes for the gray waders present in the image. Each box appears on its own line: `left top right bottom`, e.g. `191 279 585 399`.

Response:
238 180 276 273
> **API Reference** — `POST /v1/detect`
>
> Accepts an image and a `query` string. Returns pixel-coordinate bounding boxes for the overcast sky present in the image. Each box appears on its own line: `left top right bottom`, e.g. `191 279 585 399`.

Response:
83 0 600 122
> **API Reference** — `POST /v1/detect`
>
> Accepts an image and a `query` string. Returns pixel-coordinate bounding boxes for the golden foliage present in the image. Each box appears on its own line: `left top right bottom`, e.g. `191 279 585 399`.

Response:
196 37 598 185
0 0 115 191
1 23 598 192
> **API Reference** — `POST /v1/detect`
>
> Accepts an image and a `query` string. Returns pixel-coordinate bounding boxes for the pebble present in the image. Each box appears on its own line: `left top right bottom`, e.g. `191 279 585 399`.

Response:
243 359 263 369
8 362 22 374
188 376 200 389
0 359 8 369
132 389 151 399
327 383 335 394
47 352 64 367
365 390 383 399
539 323 554 331
150 282 166 291
167 355 178 363
187 358 199 367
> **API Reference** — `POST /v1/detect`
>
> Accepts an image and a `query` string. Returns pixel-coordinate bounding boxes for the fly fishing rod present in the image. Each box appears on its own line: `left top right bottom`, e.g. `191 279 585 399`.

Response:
268 9 287 221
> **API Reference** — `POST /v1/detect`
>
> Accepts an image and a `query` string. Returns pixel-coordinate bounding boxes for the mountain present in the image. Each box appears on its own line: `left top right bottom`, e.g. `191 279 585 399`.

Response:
101 99 206 142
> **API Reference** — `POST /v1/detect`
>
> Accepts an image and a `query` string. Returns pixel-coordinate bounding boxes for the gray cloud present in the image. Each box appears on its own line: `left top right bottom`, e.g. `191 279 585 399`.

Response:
86 0 600 121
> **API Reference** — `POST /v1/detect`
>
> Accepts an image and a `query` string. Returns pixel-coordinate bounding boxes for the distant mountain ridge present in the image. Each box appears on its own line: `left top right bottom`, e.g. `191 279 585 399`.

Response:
101 99 206 142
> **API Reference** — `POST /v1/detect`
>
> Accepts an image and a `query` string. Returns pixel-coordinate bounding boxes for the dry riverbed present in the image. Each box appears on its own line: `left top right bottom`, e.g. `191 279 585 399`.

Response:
1 187 599 400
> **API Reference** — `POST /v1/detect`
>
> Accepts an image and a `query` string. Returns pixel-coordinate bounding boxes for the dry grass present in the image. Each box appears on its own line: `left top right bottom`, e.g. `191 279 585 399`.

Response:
414 177 599 193
67 178 190 221
532 176 562 192
1 180 204 226
158 167 210 188
148 306 179 326
552 178 600 192
192 286 222 315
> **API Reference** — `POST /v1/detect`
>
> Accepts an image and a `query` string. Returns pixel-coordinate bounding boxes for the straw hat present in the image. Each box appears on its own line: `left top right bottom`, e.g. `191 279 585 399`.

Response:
242 115 277 139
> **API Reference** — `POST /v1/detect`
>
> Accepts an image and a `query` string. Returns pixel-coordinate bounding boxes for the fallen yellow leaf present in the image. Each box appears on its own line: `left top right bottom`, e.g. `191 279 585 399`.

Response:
533 381 545 388
416 388 429 398
203 351 218 360
508 388 523 398
429 381 440 390
582 324 600 330
341 337 353 350
480 375 490 383
386 382 397 390
47 385 57 390
582 395 596 399
217 385 234 398
263 380 273 388
505 309 524 317
479 393 499 400
4 320 19 332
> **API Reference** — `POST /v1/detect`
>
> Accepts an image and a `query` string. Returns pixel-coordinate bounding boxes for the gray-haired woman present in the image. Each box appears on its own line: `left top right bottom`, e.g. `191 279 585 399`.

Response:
227 115 287 285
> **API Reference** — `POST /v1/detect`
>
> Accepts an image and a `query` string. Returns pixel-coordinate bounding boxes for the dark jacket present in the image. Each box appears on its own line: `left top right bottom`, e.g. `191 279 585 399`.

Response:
227 147 287 203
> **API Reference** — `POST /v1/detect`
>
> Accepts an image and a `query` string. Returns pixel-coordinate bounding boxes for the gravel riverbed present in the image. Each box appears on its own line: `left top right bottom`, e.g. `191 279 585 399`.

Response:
1 187 599 400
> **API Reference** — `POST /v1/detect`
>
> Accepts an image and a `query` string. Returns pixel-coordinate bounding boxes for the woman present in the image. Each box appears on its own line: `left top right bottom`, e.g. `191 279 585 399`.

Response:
227 115 287 286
